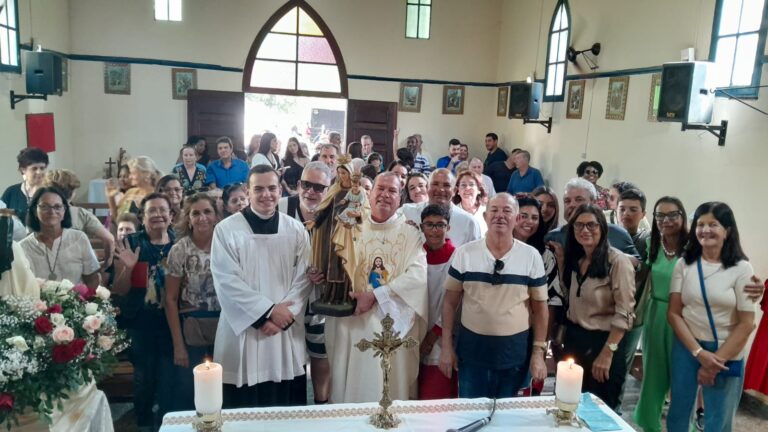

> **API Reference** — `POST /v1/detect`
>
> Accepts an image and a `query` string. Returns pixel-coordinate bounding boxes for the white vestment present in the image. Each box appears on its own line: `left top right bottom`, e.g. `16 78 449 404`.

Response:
211 212 312 387
325 213 428 403
400 202 481 247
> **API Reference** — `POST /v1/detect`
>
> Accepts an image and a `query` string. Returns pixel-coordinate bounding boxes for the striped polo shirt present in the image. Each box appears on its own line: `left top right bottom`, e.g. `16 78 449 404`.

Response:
445 238 547 336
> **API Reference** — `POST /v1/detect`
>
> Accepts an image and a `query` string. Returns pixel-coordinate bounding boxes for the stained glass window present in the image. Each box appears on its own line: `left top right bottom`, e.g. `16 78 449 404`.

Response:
406 0 431 39
709 0 767 98
245 1 347 97
0 0 20 72
544 0 570 101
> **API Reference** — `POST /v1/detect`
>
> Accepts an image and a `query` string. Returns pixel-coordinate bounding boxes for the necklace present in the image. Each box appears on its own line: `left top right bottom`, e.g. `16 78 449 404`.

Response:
661 237 677 257
41 232 64 280
21 182 34 206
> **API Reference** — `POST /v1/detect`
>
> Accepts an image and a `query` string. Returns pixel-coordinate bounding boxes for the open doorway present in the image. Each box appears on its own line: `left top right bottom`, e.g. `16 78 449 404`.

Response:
244 93 347 159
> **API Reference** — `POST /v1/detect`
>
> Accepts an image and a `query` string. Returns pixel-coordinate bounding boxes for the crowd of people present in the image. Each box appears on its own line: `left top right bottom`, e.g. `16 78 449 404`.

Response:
0 130 765 432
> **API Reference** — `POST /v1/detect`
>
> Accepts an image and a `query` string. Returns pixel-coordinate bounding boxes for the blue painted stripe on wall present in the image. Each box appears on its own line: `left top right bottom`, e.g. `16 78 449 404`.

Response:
19 44 765 88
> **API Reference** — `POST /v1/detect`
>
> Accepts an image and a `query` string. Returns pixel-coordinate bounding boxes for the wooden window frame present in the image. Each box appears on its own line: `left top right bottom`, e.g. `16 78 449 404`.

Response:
405 0 431 40
0 0 21 73
543 0 570 103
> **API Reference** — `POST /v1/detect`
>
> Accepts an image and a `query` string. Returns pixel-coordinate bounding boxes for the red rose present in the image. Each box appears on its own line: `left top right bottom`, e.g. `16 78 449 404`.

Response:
51 339 87 364
0 393 13 412
47 304 62 314
72 284 95 301
34 316 53 335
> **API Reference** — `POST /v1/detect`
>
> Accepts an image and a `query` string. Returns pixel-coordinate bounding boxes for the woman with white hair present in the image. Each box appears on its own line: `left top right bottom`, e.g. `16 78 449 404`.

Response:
107 156 161 217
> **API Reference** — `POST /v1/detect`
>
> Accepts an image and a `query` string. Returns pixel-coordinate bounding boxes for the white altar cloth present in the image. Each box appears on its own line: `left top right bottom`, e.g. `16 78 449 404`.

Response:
160 395 635 431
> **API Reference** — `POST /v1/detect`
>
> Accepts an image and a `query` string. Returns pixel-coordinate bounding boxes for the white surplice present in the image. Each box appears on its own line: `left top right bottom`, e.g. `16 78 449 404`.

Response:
325 213 428 403
210 212 312 387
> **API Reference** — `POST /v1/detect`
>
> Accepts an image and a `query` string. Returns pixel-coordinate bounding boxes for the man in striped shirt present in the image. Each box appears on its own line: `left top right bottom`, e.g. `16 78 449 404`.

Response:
438 193 549 398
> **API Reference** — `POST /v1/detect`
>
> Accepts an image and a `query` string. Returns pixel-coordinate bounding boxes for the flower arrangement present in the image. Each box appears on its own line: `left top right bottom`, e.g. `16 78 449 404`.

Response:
0 280 128 429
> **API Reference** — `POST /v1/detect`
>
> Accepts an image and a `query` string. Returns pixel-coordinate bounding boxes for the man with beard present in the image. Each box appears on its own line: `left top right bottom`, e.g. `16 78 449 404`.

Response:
277 161 333 404
324 172 428 403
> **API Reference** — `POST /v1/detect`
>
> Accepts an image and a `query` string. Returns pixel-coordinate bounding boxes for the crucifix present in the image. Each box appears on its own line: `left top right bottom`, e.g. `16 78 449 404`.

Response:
104 157 117 179
355 314 417 429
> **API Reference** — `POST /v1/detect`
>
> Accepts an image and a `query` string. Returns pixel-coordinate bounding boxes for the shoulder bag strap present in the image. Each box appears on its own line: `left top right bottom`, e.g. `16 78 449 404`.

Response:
697 258 719 349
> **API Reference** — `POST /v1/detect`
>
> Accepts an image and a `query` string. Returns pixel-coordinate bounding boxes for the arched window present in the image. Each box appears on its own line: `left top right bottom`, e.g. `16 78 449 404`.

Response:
544 0 570 102
242 0 348 98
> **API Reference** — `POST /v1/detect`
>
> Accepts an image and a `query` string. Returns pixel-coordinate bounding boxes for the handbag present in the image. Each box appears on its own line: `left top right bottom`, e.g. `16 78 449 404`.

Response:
182 315 219 347
696 258 744 377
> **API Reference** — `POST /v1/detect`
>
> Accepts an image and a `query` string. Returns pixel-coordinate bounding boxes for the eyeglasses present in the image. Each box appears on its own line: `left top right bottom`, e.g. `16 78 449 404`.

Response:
491 259 505 285
584 169 599 175
421 222 448 231
162 187 184 194
300 180 328 193
573 221 600 232
38 204 65 213
458 182 477 189
653 211 682 221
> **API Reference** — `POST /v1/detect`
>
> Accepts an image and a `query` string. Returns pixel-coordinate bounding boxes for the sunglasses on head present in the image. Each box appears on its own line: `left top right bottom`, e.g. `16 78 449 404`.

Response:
300 180 328 193
491 259 505 285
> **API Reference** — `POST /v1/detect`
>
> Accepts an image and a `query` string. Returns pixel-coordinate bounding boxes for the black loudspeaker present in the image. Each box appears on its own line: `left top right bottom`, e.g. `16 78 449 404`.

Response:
657 61 714 124
508 82 543 119
25 52 63 96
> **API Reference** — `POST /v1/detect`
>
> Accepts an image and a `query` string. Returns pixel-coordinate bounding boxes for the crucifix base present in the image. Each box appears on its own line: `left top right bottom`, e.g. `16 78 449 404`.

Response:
369 407 400 429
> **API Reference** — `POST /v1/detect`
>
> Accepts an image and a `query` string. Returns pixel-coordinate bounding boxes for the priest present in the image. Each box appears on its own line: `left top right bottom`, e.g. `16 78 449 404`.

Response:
210 165 312 408
324 172 428 403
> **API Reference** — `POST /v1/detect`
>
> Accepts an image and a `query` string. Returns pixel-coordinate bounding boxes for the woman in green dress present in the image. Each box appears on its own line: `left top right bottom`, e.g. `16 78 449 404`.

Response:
633 197 688 431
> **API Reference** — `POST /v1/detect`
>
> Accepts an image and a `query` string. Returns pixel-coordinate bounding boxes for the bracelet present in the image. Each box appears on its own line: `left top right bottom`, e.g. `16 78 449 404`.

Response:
692 347 703 358
532 340 548 350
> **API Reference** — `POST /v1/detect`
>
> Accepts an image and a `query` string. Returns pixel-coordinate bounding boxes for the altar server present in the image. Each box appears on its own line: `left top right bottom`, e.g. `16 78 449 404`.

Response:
211 165 312 408
325 172 428 403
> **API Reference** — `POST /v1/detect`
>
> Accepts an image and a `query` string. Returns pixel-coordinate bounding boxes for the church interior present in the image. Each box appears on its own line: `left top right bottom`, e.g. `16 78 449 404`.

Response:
1 0 767 431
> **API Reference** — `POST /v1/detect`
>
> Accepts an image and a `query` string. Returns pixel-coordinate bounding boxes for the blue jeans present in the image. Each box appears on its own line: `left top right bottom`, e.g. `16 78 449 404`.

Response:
456 326 530 398
667 337 744 432
458 362 529 398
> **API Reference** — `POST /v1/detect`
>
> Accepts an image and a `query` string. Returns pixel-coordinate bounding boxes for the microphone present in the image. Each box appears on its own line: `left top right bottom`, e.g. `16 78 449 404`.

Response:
446 397 497 432
446 416 491 432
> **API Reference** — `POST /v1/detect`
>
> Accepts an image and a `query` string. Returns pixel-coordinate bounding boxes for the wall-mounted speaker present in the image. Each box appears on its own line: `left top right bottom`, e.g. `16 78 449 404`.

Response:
25 52 63 96
508 82 543 119
657 61 714 124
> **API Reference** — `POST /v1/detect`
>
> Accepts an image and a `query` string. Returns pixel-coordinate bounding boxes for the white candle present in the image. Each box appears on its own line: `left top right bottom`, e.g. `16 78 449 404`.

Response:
193 361 223 414
555 358 583 404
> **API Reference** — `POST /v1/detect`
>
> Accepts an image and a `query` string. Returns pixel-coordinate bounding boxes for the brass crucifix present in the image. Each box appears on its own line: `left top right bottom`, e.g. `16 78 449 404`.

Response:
355 313 417 429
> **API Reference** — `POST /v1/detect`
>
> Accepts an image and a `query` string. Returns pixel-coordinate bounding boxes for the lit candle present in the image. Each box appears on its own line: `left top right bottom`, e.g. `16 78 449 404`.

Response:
193 361 223 414
555 358 583 405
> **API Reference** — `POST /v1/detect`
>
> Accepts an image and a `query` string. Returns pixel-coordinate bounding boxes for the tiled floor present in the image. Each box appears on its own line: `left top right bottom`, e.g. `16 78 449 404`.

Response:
110 374 766 431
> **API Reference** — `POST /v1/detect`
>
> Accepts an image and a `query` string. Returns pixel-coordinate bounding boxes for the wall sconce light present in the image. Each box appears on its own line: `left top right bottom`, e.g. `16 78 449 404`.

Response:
567 43 601 70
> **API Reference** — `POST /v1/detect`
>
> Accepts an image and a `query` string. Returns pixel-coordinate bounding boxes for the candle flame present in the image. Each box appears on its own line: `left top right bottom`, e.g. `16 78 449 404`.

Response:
567 358 574 368
204 359 211 370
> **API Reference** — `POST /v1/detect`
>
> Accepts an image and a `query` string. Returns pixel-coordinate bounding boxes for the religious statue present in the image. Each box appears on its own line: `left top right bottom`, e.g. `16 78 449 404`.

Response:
309 156 365 316
356 314 418 429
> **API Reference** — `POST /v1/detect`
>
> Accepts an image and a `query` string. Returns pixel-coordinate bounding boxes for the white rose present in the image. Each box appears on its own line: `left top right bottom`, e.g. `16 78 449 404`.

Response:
41 281 59 294
33 336 46 350
51 326 75 344
82 315 103 334
6 336 29 352
95 286 111 301
85 303 99 315
58 279 74 290
50 313 66 327
97 336 114 350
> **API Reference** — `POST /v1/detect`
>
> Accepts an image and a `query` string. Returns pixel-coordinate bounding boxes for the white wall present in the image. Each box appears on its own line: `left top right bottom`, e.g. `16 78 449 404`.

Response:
64 0 503 182
492 0 768 275
0 0 71 188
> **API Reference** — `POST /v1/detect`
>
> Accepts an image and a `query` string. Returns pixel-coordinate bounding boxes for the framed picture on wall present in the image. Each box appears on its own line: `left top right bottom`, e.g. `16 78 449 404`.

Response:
104 63 131 95
497 86 508 116
443 85 465 115
566 80 586 119
172 68 197 100
398 83 422 113
647 73 662 122
605 76 630 120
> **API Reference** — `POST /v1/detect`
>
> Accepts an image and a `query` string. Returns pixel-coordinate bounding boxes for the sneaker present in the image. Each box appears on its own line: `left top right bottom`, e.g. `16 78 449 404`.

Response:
694 408 704 431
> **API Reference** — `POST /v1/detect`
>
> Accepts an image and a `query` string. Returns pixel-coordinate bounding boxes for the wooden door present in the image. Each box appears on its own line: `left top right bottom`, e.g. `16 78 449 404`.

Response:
187 90 246 161
346 100 397 165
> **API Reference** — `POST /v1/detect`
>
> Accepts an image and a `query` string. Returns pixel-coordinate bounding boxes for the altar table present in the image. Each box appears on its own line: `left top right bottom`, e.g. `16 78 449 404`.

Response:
160 395 635 431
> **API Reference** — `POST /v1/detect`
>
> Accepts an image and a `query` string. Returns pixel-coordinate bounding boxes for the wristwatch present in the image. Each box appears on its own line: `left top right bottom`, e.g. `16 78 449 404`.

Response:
532 340 548 350
606 342 619 352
